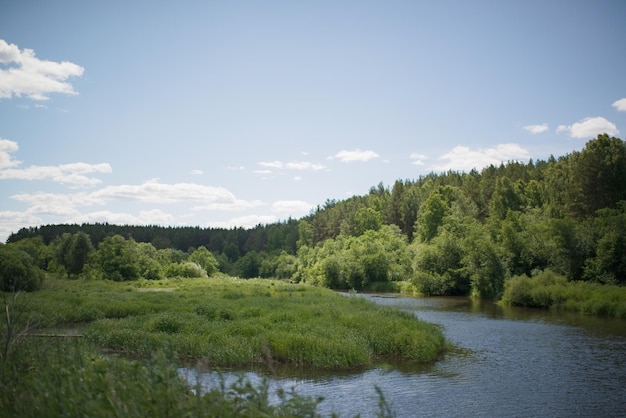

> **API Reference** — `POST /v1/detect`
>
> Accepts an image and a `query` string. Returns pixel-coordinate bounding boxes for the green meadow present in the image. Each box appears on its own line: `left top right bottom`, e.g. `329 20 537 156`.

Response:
23 276 444 368
1 276 444 416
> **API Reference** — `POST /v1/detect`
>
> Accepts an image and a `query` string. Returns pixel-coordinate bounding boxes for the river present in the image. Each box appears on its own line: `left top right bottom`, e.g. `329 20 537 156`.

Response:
181 294 626 417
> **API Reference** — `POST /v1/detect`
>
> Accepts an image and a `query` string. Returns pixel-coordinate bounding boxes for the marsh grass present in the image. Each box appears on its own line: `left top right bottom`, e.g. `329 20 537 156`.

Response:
1 277 431 416
0 337 325 418
501 270 626 318
8 277 445 369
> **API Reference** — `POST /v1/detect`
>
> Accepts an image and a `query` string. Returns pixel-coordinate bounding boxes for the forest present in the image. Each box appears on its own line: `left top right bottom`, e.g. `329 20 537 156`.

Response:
2 134 626 300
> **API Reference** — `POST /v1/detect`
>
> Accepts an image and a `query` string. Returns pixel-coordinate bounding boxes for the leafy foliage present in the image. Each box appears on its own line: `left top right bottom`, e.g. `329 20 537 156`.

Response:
298 225 412 290
0 245 44 291
5 135 626 296
501 270 626 318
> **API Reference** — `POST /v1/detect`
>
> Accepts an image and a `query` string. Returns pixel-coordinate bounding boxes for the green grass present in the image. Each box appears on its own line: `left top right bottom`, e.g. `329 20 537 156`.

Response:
2 276 435 416
8 276 445 369
500 270 626 319
0 338 325 418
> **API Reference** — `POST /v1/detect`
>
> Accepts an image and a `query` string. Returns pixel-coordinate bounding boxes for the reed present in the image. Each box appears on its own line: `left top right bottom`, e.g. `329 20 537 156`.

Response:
0 338 324 418
501 270 626 318
6 277 446 369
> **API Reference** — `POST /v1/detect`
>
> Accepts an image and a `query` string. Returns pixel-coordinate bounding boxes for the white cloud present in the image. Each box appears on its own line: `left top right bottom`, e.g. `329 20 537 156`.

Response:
434 143 531 172
0 161 112 186
523 123 549 134
213 215 278 229
191 199 264 211
0 211 43 242
331 149 379 162
0 39 84 101
91 180 252 207
0 139 111 185
271 200 314 215
190 169 203 175
0 138 21 169
71 209 175 226
557 116 619 139
285 161 326 171
612 98 626 112
410 152 427 166
258 160 326 171
258 161 283 169
11 180 263 219
11 192 85 216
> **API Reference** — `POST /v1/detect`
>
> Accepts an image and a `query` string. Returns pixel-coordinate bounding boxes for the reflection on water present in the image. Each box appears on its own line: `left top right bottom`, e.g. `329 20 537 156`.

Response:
181 294 626 417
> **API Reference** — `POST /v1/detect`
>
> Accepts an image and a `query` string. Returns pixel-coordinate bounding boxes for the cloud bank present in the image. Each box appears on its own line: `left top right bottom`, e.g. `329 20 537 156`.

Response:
331 149 379 162
523 123 549 134
612 98 626 112
557 116 619 139
0 138 111 186
0 39 84 100
410 152 427 166
434 143 530 172
271 200 313 215
257 160 326 171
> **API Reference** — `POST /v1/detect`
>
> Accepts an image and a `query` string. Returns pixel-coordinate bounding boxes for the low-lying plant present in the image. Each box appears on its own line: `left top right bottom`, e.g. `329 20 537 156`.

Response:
6 277 446 369
1 276 425 416
501 270 626 318
0 338 325 418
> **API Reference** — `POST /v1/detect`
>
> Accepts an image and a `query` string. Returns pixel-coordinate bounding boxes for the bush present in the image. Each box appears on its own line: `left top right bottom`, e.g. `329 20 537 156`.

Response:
0 245 44 292
165 262 207 278
500 270 626 318
411 271 455 296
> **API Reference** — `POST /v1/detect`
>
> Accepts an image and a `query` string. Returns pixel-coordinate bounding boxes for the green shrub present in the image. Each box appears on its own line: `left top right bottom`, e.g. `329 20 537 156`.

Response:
165 261 207 278
0 246 45 292
501 270 626 318
412 271 455 296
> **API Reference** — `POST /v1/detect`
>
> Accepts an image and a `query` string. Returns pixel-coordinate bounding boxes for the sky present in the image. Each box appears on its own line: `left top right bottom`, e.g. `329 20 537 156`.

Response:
1 0 625 242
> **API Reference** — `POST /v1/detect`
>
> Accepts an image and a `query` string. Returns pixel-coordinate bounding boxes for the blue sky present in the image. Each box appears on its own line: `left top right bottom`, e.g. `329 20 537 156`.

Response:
1 0 625 242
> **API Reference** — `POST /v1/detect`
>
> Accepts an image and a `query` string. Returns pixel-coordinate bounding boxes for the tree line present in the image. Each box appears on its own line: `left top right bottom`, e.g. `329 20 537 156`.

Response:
2 134 625 296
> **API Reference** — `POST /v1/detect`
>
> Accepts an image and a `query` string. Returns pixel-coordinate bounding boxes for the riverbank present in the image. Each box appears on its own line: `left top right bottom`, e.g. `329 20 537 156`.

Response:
500 270 626 318
17 276 445 368
1 276 446 416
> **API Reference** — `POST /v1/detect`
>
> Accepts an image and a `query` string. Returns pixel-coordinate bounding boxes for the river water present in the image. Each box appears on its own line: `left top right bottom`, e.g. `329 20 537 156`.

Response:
181 294 626 417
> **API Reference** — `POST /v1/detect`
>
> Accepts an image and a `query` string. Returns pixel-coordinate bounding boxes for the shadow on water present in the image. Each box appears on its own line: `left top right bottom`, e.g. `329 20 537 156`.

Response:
368 293 626 338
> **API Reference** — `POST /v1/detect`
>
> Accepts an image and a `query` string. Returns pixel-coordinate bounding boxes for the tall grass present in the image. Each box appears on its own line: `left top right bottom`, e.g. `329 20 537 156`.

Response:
1 277 427 417
0 338 324 417
6 277 445 369
500 270 626 318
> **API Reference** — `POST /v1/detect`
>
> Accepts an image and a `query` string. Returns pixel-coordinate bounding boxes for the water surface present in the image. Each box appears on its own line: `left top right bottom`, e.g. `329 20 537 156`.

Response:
182 294 626 417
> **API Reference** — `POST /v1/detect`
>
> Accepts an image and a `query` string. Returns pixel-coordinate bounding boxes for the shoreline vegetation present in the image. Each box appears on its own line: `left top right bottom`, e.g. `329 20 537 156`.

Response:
1 276 444 417
2 134 626 415
20 277 447 368
499 270 626 319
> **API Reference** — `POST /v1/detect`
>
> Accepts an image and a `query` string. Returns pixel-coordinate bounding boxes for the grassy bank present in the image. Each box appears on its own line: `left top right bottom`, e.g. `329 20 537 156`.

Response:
2 276 445 416
1 338 327 417
7 276 445 369
500 270 626 318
